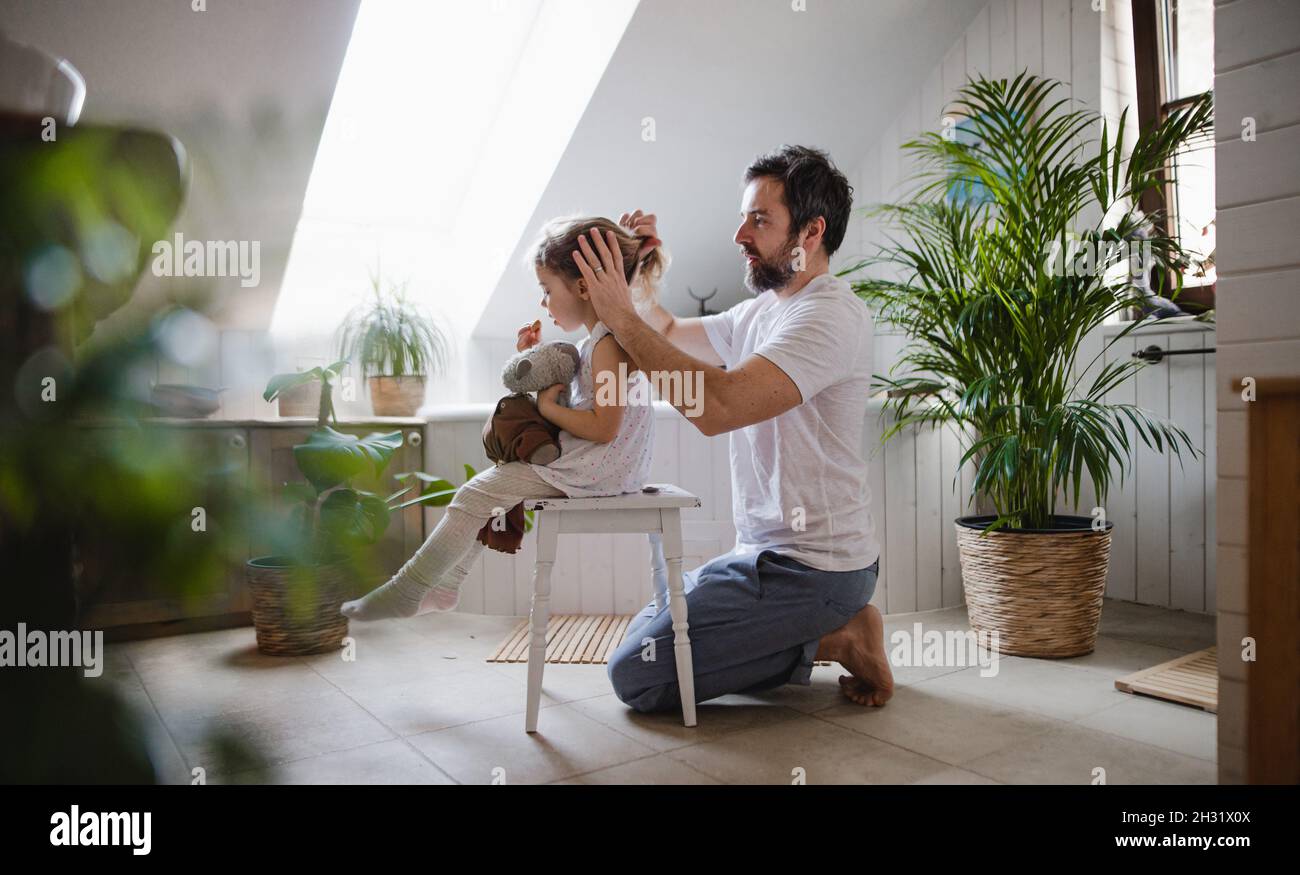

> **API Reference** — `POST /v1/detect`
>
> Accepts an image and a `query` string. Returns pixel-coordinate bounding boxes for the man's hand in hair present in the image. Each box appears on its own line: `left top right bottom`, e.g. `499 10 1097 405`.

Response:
619 210 662 259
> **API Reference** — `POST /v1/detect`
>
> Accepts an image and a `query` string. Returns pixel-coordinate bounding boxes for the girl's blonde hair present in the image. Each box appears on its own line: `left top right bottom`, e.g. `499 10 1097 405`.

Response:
528 215 668 308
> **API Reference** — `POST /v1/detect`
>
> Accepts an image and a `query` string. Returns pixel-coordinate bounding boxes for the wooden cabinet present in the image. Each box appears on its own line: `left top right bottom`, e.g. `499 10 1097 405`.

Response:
74 425 251 629
74 418 427 635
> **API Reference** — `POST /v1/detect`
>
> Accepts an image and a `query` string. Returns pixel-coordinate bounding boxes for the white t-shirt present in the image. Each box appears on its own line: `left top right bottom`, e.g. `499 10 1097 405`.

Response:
701 271 880 573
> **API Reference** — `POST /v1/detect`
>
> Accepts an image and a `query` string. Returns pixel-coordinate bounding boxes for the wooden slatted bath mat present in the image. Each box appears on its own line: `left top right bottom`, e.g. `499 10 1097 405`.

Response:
1114 646 1218 712
486 613 839 668
487 614 633 665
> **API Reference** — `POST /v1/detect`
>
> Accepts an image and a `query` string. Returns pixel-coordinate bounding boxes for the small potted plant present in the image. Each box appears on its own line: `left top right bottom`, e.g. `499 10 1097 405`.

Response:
249 361 447 655
273 372 321 418
336 269 451 417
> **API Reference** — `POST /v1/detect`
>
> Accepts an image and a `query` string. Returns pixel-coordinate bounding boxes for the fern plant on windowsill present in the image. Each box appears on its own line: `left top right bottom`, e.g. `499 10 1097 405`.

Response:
335 269 451 417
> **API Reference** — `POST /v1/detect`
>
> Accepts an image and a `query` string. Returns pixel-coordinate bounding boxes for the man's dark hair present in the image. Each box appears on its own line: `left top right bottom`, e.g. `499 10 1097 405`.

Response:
744 144 854 257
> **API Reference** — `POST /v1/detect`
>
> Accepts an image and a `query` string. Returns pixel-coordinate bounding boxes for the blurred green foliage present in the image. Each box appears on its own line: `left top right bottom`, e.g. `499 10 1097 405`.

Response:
0 117 260 783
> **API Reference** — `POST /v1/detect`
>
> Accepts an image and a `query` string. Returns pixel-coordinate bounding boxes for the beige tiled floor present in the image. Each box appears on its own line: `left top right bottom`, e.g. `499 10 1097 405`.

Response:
105 599 1218 785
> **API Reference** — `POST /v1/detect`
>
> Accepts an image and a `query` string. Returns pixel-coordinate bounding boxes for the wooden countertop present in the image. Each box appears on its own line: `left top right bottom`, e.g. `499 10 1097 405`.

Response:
70 416 429 427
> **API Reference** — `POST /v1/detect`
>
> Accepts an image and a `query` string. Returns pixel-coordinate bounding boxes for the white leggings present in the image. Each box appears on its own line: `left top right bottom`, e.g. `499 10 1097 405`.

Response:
395 461 567 594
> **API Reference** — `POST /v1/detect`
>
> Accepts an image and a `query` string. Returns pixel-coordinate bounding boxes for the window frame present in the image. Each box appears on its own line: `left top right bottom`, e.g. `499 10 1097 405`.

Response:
1132 0 1216 301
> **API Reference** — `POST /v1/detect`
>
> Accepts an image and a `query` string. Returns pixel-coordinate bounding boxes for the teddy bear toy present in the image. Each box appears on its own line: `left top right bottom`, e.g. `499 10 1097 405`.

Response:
501 337 580 406
481 325 580 467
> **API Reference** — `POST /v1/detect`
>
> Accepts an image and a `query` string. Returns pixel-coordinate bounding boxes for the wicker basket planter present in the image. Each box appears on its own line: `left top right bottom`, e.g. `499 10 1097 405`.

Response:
368 375 425 417
245 557 351 656
955 515 1112 658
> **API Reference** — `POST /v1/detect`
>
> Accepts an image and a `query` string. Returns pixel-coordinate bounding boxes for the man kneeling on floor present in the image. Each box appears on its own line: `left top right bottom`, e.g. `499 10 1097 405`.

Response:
578 144 894 711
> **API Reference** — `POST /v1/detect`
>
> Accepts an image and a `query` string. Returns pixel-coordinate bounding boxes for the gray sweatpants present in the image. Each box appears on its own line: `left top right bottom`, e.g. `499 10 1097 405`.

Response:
606 549 879 712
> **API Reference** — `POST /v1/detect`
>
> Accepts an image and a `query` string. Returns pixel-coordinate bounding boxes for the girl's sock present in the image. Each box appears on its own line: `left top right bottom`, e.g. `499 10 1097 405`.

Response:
418 540 484 613
340 508 481 621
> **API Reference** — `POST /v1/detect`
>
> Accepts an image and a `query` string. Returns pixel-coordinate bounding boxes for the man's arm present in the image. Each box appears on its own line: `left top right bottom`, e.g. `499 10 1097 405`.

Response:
639 299 724 367
611 312 802 437
616 208 722 367
578 223 802 436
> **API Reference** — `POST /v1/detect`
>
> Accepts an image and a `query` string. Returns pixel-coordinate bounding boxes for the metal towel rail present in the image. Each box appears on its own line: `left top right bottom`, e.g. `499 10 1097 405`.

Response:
1132 344 1217 364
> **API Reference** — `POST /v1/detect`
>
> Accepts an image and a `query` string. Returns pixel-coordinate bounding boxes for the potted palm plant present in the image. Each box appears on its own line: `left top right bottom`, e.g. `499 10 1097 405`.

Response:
336 270 451 417
850 73 1212 657
250 361 448 655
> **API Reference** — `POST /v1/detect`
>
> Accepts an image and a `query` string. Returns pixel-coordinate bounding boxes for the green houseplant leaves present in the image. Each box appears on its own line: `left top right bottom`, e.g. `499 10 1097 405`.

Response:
259 362 460 565
335 270 451 379
293 427 403 493
848 73 1213 532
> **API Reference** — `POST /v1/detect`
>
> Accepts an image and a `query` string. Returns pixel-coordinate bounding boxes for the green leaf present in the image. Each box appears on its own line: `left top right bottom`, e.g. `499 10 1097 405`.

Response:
281 482 317 505
292 427 403 493
318 487 391 545
391 469 462 507
393 470 443 483
356 491 391 540
394 486 458 510
262 369 320 402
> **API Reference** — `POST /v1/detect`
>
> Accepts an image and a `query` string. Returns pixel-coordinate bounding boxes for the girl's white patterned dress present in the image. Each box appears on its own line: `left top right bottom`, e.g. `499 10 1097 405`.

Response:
530 321 655 498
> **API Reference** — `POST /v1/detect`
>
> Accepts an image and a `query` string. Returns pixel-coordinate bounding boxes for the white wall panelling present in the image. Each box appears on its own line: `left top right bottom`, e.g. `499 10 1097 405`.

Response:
1212 0 1300 783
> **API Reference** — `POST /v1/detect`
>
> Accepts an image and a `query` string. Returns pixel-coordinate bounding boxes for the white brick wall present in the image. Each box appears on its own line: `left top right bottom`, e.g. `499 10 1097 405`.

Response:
1212 0 1300 786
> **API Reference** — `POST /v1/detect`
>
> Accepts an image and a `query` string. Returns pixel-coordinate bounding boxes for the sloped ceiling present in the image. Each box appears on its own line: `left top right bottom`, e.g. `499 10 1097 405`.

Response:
269 0 640 347
476 0 988 340
1 0 988 344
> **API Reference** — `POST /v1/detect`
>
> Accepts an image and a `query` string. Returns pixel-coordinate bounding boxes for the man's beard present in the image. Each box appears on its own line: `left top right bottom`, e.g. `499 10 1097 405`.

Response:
742 233 800 295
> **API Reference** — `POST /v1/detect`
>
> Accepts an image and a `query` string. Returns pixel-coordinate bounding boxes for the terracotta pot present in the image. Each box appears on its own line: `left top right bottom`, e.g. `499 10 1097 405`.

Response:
244 557 350 656
368 375 426 417
955 514 1112 658
276 381 321 418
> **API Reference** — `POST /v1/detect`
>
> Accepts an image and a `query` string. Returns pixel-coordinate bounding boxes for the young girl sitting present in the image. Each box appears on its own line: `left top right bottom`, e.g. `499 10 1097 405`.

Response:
341 216 665 620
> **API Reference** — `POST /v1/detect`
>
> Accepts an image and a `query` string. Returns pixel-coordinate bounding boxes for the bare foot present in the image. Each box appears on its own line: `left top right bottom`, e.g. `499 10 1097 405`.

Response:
815 604 894 706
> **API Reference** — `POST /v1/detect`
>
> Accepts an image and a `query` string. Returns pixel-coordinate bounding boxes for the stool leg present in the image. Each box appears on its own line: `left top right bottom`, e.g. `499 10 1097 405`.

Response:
525 512 558 733
660 509 697 727
648 532 668 613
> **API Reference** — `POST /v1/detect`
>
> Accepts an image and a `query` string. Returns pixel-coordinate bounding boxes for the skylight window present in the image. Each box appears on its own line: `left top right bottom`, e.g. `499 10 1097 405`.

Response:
271 0 639 353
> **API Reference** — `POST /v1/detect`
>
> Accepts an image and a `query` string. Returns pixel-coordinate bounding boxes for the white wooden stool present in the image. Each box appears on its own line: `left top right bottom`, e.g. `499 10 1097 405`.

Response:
521 484 701 733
